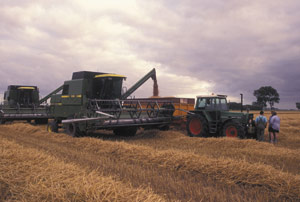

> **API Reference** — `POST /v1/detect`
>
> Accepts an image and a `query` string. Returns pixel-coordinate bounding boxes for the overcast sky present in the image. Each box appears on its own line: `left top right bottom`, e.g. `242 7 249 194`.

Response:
1 0 300 108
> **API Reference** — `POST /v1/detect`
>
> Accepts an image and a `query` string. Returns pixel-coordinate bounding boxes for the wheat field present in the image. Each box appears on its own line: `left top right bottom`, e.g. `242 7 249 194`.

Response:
0 111 299 201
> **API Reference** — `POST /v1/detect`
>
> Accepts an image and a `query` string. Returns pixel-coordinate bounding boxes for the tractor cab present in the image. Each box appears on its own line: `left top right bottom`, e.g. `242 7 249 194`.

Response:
195 95 228 111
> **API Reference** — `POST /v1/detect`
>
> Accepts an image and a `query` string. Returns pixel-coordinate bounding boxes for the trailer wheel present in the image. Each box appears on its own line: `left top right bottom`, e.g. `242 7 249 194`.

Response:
47 121 58 133
113 127 137 136
222 121 245 138
66 123 81 137
186 115 208 137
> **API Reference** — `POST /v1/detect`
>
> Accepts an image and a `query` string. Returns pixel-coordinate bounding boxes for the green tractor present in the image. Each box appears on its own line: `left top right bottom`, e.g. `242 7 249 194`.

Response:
186 95 255 138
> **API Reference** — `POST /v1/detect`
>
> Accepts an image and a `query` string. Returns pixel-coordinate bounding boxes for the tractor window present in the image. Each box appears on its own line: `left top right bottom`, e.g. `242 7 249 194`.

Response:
197 98 206 108
206 98 213 110
215 98 220 109
220 98 226 104
206 99 211 105
220 98 228 110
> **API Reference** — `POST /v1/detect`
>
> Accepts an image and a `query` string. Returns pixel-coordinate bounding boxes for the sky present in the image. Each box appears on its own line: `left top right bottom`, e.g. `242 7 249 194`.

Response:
1 0 300 109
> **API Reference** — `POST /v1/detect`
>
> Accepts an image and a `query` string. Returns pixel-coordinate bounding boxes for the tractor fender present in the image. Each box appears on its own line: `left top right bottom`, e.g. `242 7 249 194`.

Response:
187 111 206 119
187 111 209 124
222 118 241 124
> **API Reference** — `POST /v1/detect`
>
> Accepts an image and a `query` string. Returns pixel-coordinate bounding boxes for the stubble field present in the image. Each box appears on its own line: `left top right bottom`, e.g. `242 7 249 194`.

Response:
0 111 300 201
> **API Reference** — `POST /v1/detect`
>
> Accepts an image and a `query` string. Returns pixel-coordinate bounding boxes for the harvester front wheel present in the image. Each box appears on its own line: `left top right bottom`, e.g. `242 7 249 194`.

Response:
186 115 208 137
222 121 245 138
47 120 58 133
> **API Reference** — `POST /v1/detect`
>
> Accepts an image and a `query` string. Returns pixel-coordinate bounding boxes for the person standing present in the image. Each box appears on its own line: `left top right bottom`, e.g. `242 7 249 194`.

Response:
255 111 267 141
268 112 274 143
269 111 280 144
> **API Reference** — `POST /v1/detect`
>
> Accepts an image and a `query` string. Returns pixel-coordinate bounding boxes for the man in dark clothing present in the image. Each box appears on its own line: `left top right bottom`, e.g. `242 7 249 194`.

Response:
255 111 267 141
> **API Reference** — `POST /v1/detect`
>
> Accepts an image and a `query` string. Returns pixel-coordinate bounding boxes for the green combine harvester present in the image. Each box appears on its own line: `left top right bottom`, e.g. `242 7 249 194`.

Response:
46 68 175 137
0 85 51 124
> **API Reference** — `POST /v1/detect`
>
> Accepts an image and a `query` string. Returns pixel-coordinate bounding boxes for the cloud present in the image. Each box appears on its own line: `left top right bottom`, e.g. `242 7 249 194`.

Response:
0 0 300 108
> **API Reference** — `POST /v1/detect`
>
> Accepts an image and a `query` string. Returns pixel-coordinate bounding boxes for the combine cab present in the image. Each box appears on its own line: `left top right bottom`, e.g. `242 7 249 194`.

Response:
0 85 50 124
47 69 175 137
186 95 255 138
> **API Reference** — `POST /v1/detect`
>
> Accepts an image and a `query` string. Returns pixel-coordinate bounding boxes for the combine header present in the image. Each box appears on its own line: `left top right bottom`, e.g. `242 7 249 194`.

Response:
47 68 175 137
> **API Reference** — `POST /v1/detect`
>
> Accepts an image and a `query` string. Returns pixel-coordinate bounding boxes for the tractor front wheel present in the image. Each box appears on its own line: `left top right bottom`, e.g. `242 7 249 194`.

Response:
222 121 245 138
186 115 208 137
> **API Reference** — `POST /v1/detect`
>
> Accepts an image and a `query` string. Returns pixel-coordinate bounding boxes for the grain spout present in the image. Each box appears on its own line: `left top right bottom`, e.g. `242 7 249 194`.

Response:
153 78 159 97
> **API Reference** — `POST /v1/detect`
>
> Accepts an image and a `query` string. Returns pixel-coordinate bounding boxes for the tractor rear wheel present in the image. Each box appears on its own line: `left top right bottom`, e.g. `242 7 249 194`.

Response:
186 115 208 137
222 121 245 138
113 127 137 136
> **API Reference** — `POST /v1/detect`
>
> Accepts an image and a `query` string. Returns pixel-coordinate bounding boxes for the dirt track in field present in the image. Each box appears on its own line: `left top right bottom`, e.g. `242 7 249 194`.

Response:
1 111 300 201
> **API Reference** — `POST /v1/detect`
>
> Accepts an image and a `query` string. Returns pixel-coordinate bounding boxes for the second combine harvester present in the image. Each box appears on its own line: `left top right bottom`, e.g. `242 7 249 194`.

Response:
46 68 175 137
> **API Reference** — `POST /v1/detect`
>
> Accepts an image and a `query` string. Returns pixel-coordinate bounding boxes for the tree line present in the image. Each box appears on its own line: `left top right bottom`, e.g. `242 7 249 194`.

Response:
228 86 299 110
229 86 281 110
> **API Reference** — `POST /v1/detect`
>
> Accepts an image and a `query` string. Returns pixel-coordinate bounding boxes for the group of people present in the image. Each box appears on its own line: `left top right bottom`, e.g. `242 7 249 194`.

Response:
255 110 280 144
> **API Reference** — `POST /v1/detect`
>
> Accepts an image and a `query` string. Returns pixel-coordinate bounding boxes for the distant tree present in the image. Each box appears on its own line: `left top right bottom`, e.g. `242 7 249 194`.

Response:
296 103 300 110
253 86 280 110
